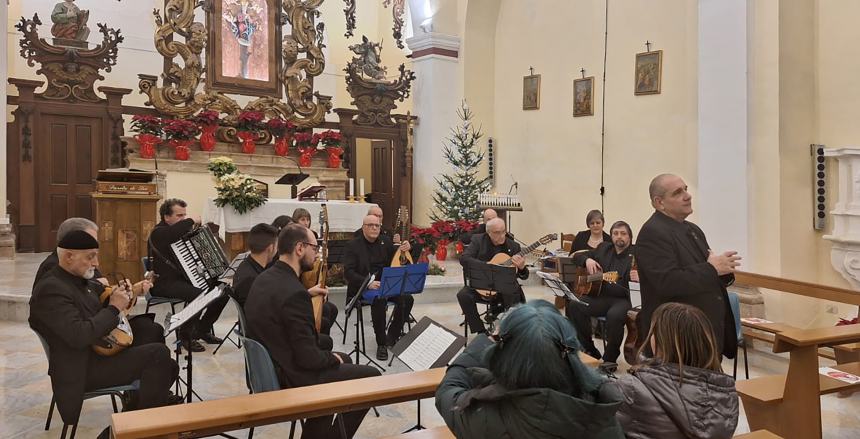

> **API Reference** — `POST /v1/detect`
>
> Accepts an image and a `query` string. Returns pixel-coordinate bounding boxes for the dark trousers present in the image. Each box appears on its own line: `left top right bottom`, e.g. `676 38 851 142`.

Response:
370 295 414 346
565 295 631 363
457 287 524 334
129 314 165 345
85 343 178 410
321 301 338 336
151 281 228 338
301 353 381 439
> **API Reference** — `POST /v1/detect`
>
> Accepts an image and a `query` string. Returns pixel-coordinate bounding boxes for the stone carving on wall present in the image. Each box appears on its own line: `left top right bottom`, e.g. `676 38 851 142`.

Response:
139 0 331 130
344 36 414 127
824 147 860 293
342 0 405 49
50 0 91 47
16 14 122 103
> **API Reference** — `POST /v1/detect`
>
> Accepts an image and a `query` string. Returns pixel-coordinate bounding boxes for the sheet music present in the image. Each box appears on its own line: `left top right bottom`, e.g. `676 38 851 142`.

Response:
398 323 457 371
165 285 225 334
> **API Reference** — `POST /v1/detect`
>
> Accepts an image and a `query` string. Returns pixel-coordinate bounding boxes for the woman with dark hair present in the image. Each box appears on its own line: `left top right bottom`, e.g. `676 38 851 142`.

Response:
292 208 312 229
271 215 293 231
436 300 624 438
616 302 738 439
572 209 611 252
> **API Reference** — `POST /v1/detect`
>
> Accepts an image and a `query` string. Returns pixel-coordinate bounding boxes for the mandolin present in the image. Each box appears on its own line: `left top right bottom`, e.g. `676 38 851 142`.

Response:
571 267 619 297
92 277 146 356
475 233 557 297
301 205 329 332
390 205 414 267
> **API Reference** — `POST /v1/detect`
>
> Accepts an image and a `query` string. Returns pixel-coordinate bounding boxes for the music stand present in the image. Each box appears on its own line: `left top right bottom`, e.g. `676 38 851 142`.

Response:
345 274 386 371
536 271 587 306
275 172 309 199
378 263 429 367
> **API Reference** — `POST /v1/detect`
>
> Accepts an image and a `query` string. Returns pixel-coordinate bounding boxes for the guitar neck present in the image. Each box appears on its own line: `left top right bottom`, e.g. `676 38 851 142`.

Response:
499 240 543 267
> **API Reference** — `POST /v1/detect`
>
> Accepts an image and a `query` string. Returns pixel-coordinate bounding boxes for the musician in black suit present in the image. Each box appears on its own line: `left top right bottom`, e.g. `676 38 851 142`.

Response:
353 206 422 261
635 174 740 358
343 214 414 361
29 231 178 433
571 210 612 252
457 218 528 334
34 217 165 346
148 198 228 352
458 208 497 245
245 224 380 439
565 221 637 363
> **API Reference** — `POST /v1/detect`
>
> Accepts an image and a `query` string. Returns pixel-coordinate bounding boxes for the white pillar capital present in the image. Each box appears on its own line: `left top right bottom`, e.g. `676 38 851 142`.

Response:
406 33 460 61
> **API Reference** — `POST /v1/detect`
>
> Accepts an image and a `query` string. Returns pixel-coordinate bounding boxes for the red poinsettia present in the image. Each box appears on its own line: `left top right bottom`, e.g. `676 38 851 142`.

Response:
294 132 314 148
130 115 163 136
266 118 296 138
237 111 265 132
313 130 343 148
162 119 201 141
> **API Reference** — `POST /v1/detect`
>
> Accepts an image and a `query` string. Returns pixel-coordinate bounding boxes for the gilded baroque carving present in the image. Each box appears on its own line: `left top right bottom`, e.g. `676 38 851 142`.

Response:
15 14 122 103
382 0 406 49
344 37 414 127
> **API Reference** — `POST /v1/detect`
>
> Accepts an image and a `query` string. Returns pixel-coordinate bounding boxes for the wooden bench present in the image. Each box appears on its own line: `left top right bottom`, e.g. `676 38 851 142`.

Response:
382 426 456 439
733 430 784 439
736 324 860 439
111 368 445 439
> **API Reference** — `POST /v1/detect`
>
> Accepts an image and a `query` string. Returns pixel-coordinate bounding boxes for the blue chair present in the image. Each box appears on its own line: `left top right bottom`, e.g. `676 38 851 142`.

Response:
239 337 298 439
34 329 139 439
140 257 185 314
728 292 750 379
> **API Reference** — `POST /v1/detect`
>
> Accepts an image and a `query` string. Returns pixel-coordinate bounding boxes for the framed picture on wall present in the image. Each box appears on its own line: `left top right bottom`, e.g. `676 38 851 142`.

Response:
523 74 541 110
634 50 662 95
206 0 282 97
573 76 594 117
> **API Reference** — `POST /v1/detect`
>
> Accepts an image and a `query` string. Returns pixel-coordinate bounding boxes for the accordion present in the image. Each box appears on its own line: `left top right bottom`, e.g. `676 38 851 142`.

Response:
170 226 229 290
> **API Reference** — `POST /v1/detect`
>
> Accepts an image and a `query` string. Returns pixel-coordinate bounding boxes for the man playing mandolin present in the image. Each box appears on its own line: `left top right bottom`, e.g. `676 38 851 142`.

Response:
457 217 528 335
565 220 638 364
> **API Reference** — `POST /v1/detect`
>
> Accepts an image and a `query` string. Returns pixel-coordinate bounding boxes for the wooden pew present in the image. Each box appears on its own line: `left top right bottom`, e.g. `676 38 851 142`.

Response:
111 368 445 439
382 426 456 439
733 431 783 439
736 324 860 439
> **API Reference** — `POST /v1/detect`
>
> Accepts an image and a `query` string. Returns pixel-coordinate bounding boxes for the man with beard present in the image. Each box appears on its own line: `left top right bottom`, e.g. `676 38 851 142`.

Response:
245 224 380 439
565 221 638 364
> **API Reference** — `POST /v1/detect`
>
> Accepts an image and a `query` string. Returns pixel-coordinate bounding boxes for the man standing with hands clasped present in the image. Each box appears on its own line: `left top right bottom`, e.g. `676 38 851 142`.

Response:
635 174 742 359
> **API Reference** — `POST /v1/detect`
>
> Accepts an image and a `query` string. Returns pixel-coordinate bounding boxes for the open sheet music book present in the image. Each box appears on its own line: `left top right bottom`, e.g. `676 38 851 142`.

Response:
164 285 227 335
391 317 465 371
536 271 587 305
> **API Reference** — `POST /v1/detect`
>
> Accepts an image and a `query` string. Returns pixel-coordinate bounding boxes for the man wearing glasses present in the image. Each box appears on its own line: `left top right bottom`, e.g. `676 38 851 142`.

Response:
343 214 414 360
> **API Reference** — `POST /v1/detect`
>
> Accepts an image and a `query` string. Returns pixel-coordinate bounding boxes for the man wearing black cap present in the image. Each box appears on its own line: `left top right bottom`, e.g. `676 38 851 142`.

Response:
29 231 179 433
148 198 228 352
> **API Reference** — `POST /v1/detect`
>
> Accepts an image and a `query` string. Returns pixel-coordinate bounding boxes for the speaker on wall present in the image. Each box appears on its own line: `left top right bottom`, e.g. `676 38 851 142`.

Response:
487 137 496 187
812 144 826 231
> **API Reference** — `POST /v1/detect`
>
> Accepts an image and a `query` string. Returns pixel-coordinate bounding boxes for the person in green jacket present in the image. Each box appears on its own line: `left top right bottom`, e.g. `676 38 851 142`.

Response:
435 300 625 439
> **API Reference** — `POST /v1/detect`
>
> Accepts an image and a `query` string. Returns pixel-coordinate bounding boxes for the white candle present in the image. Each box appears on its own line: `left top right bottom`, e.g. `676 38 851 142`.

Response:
359 178 365 198
349 178 355 197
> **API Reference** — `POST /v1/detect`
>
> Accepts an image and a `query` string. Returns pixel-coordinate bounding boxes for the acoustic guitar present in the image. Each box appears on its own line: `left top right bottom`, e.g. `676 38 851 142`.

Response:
93 277 144 356
301 205 329 332
475 233 557 297
571 267 620 297
390 205 414 267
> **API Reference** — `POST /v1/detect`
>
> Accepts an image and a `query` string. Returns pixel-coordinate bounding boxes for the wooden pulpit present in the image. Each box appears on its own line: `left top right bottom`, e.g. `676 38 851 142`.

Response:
92 170 161 283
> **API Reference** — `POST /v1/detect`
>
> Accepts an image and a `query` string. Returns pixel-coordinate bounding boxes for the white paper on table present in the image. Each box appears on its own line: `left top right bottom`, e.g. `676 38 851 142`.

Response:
741 317 773 325
397 323 458 371
819 366 860 384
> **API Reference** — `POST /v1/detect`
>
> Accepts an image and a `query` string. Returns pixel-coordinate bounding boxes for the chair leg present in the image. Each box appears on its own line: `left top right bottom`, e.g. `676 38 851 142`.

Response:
145 302 151 314
733 353 738 379
743 342 750 379
60 424 68 439
69 423 77 439
289 421 296 439
341 312 349 344
46 395 56 430
337 415 348 439
248 427 254 439
111 394 119 413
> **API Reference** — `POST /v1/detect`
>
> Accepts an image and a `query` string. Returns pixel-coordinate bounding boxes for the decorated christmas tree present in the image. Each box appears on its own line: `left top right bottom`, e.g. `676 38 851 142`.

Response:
430 102 491 222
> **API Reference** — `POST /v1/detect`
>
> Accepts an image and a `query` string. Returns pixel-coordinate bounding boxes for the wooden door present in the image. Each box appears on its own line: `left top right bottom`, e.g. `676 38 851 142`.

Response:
37 115 102 251
370 140 396 228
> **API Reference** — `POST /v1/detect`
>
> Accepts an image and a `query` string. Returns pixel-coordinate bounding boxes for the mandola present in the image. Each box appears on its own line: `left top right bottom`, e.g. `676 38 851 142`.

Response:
92 277 146 356
390 205 414 267
301 205 329 332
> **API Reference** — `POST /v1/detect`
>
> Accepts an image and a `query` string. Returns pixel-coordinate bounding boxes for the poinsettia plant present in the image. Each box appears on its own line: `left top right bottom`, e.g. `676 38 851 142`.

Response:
192 110 220 126
130 115 163 136
294 132 314 148
266 118 295 138
313 130 343 148
162 119 201 141
411 219 479 251
236 111 265 132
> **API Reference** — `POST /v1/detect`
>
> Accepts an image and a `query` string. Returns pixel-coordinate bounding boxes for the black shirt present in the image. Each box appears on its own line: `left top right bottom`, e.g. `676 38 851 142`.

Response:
342 234 398 299
572 242 634 299
232 255 266 307
148 219 195 285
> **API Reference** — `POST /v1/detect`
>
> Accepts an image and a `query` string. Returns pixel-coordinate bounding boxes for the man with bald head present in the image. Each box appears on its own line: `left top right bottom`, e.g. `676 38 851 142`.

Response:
343 214 414 360
459 209 498 246
457 217 528 334
635 173 741 358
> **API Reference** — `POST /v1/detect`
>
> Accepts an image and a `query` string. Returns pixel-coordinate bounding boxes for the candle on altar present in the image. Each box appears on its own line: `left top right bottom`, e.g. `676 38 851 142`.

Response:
349 178 355 197
359 178 365 198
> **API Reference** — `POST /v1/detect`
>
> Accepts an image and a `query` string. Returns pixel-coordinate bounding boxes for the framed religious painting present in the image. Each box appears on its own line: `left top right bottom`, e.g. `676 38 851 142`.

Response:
634 50 662 95
206 0 282 97
523 74 541 110
573 76 594 117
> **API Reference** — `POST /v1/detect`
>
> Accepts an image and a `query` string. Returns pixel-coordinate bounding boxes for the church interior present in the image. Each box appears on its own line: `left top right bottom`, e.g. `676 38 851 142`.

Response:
3 0 860 438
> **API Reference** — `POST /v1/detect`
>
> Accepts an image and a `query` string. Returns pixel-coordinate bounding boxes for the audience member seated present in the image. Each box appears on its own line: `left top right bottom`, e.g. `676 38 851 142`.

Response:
457 218 527 335
572 209 611 253
245 224 380 439
435 300 625 438
231 223 279 309
29 231 179 438
615 302 738 439
566 221 637 364
344 214 414 361
271 215 294 232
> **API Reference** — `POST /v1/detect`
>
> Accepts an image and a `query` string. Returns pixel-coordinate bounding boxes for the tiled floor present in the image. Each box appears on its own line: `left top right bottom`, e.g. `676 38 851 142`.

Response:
2 269 860 437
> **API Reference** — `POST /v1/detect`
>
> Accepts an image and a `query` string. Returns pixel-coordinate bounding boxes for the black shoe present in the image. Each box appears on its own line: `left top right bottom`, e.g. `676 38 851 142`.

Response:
167 392 185 405
199 332 223 345
376 345 389 361
181 339 206 352
585 347 602 360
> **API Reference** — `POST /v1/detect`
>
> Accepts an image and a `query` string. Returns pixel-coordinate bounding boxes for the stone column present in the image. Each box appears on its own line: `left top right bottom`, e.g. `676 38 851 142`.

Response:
405 32 462 225
824 147 860 293
0 0 14 259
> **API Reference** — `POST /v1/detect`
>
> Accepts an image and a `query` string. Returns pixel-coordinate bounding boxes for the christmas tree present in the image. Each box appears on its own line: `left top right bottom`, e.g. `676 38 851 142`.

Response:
430 102 491 222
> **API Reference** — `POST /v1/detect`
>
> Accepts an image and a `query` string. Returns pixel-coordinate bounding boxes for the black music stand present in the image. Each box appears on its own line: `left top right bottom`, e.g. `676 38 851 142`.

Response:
536 271 587 306
275 172 309 199
464 263 520 331
344 274 386 371
377 263 429 367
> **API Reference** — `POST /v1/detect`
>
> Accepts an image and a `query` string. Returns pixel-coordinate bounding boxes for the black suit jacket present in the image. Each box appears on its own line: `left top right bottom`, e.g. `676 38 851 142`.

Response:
343 235 398 300
634 211 737 358
231 255 266 307
244 261 339 388
29 265 121 424
148 219 195 286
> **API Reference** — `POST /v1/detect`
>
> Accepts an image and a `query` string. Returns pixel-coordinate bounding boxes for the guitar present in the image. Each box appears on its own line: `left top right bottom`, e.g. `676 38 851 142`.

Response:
301 205 329 332
571 267 619 297
475 233 557 297
390 205 414 267
92 277 145 356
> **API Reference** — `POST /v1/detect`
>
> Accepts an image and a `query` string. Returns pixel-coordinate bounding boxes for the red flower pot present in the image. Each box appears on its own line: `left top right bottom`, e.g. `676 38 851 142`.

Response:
135 133 160 159
169 139 191 161
298 147 315 167
455 241 464 255
327 146 343 168
435 239 449 261
418 248 431 264
200 125 217 151
237 131 256 154
274 134 290 156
